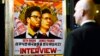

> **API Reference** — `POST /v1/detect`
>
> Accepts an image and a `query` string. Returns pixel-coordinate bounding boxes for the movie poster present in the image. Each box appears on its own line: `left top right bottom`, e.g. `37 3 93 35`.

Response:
13 0 66 56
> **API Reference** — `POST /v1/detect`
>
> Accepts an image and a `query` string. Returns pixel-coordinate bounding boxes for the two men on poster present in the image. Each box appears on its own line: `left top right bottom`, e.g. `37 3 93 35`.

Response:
14 6 62 39
13 0 64 55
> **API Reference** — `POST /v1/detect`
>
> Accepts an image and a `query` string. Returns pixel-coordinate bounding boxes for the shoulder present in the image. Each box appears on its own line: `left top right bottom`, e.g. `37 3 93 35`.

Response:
49 32 62 39
67 27 86 40
14 32 26 39
68 22 100 39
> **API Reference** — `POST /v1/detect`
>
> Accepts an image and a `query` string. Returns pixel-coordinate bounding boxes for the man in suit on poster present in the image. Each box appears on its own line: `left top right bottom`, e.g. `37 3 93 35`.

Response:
15 6 41 39
36 8 61 39
64 0 100 56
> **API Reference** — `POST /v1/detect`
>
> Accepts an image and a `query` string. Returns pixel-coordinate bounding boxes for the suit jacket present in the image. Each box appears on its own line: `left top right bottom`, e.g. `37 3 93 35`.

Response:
14 32 62 39
14 32 26 39
14 32 37 39
64 22 100 56
36 32 62 39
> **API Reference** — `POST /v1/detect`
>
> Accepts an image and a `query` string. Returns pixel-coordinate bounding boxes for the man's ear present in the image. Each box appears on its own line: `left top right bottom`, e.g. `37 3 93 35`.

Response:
27 17 30 23
82 10 86 16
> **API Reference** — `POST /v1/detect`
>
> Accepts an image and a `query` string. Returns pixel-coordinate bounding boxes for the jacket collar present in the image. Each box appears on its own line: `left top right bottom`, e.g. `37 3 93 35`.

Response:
80 20 95 26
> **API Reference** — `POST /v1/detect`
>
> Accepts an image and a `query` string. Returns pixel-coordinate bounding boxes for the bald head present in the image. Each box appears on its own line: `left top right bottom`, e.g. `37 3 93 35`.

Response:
74 0 96 25
75 0 96 17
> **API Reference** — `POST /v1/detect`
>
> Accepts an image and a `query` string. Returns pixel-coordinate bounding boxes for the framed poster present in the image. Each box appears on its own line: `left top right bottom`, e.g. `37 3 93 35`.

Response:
5 0 66 56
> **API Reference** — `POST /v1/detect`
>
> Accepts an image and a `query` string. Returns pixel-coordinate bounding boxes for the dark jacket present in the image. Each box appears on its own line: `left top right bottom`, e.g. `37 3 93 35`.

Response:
14 32 62 39
36 32 62 39
64 22 100 56
14 32 26 39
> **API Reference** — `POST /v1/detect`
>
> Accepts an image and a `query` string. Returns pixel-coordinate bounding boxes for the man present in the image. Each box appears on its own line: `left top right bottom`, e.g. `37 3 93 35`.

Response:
64 0 100 56
15 6 41 38
36 8 61 39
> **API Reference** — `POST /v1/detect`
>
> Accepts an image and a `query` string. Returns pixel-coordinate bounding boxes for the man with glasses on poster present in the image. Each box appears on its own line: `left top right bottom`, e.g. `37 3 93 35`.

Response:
15 6 41 38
